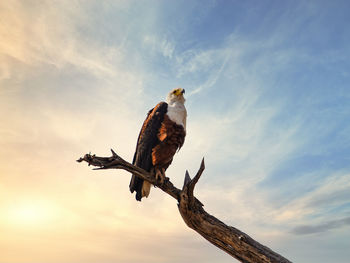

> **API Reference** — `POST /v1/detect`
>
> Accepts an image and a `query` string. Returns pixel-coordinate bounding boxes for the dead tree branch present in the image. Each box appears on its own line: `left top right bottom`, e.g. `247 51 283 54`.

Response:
77 149 291 263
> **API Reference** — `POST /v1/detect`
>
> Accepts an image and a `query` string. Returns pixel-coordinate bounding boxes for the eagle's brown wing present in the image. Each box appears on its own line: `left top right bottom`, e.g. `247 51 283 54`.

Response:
129 102 168 201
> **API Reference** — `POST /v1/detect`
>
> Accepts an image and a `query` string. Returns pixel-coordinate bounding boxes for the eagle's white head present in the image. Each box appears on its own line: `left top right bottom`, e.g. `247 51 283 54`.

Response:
166 87 187 129
166 87 185 105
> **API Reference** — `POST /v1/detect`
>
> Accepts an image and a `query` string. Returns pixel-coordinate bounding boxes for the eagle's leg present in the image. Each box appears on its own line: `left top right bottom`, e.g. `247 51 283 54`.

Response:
155 167 166 184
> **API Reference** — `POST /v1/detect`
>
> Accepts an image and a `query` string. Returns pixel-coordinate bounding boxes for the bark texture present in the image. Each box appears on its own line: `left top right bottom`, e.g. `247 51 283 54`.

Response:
77 150 291 263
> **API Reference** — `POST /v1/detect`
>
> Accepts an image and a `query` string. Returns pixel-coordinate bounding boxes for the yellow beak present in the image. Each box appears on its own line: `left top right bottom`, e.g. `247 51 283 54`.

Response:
175 88 185 96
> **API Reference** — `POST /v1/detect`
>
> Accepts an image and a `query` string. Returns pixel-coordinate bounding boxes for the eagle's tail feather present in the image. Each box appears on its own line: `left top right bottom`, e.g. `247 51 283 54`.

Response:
141 181 151 198
130 174 151 201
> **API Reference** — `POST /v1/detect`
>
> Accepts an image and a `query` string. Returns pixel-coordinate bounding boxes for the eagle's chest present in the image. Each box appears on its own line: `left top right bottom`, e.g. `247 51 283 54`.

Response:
166 103 187 130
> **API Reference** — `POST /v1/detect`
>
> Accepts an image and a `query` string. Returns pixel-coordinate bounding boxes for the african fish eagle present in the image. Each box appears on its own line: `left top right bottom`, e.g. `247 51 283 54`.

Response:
129 88 187 201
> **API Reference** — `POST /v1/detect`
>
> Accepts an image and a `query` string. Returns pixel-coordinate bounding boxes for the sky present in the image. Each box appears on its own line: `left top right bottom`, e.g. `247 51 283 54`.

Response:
1 0 350 262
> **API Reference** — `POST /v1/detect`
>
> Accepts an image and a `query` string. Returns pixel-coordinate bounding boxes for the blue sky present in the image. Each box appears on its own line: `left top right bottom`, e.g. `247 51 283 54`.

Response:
1 1 350 262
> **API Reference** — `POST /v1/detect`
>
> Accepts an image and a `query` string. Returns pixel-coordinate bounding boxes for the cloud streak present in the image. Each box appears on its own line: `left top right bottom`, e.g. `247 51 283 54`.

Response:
291 217 350 235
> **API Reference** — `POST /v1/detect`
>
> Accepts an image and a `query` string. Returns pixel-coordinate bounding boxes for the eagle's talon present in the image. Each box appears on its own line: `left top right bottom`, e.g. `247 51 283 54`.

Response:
155 168 166 185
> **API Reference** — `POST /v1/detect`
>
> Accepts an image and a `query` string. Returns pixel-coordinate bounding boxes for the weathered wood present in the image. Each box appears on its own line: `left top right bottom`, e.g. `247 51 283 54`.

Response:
77 150 291 263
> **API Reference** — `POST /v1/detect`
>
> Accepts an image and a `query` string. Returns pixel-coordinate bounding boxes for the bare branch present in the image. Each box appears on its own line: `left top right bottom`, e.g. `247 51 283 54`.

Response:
77 150 291 263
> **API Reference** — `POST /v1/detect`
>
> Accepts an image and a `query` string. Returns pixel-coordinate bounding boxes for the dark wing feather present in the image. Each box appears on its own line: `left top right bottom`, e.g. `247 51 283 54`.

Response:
129 102 168 201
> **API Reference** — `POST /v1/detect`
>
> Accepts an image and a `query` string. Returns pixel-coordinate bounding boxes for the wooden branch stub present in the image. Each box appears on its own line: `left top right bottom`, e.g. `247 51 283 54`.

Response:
188 157 205 205
193 157 205 186
77 150 291 263
180 158 205 211
183 170 191 188
111 148 118 157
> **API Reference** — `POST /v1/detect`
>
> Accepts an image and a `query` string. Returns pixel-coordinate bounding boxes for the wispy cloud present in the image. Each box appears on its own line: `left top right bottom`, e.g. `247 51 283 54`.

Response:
291 217 350 235
143 35 176 59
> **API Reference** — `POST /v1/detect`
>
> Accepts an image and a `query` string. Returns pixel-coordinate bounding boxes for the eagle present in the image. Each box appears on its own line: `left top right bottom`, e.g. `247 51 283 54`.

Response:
129 88 187 201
